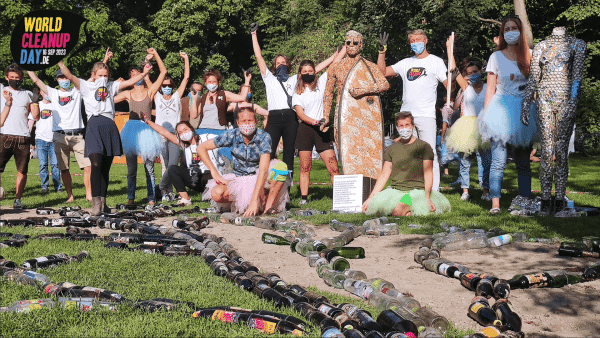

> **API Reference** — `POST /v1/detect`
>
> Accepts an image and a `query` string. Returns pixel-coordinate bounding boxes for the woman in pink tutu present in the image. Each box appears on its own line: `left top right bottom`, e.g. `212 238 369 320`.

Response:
198 107 290 216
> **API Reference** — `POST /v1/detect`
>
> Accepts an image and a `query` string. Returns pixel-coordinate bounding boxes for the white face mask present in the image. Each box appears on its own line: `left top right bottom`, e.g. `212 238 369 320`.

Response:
504 31 520 45
396 126 413 140
239 123 257 136
207 84 218 92
180 131 193 142
94 77 107 86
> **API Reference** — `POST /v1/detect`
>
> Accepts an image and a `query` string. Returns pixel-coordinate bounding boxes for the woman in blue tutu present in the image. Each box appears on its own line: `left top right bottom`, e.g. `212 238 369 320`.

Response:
476 16 537 214
115 48 167 205
362 112 451 217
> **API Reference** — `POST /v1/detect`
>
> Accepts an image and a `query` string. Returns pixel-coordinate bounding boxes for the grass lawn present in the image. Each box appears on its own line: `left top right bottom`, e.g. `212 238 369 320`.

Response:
0 153 599 337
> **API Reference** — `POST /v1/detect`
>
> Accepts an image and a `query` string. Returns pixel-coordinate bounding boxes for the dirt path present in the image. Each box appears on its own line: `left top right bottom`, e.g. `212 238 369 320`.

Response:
2 208 599 337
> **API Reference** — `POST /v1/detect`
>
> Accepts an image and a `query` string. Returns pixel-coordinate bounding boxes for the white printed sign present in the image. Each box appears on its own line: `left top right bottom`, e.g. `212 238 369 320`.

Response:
332 174 363 213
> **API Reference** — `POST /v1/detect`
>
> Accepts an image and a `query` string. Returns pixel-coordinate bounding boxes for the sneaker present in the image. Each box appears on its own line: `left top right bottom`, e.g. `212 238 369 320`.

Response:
13 199 23 209
299 199 308 206
460 192 470 201
41 187 49 193
175 198 192 207
481 193 492 201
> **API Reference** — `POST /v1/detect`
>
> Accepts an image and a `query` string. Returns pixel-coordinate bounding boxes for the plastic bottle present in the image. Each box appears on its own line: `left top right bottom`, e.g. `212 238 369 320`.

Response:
441 232 489 251
489 234 512 247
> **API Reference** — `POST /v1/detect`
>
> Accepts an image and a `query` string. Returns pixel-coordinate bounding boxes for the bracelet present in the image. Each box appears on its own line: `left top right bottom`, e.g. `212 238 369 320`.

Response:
4 102 12 107
31 102 39 106
378 46 387 54
251 31 257 35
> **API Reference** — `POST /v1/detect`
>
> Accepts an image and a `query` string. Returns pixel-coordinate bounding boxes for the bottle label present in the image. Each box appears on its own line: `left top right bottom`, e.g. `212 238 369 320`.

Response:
212 310 235 323
526 273 548 287
318 304 334 314
192 311 201 318
438 263 450 275
371 279 381 288
470 303 484 313
291 329 303 336
322 328 343 338
251 318 277 334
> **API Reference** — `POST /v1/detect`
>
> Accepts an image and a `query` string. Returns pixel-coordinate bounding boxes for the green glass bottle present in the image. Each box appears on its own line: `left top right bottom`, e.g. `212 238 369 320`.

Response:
334 247 366 259
261 233 291 246
329 256 350 272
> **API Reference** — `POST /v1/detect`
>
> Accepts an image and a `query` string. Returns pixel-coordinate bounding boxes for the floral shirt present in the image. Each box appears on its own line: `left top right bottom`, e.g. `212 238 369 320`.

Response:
213 128 272 176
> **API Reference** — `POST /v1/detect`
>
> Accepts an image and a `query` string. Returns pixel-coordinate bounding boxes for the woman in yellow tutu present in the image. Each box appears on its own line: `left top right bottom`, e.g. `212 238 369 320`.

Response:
446 59 487 201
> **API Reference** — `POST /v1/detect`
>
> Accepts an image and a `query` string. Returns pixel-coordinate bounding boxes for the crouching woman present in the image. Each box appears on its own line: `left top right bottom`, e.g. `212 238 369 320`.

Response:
198 107 290 216
362 112 451 216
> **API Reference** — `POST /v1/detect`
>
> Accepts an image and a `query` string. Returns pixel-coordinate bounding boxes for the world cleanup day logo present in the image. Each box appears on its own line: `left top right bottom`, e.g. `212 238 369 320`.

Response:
10 10 99 71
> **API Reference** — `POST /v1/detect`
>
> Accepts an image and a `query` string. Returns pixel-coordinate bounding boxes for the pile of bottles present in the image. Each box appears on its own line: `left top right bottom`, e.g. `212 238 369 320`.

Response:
558 237 600 258
0 232 28 248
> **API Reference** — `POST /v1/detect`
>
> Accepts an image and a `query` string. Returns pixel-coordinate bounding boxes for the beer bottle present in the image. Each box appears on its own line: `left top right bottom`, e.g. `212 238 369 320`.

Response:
234 273 255 291
22 255 65 269
422 258 450 273
234 216 257 226
492 299 522 332
62 285 125 302
315 302 344 318
330 219 355 232
262 233 291 246
0 299 56 313
36 207 57 215
476 276 496 299
343 278 373 299
339 303 380 332
252 283 291 308
363 331 385 338
417 328 443 338
493 279 511 299
334 312 360 332
362 217 388 229
379 289 421 312
509 272 549 289
239 261 259 273
366 291 403 311
414 247 429 264
460 272 482 291
59 297 117 311
71 234 97 241
375 309 417 336
0 259 17 269
335 247 366 259
0 240 26 248
220 212 237 223
330 256 350 271
322 269 346 289
364 278 395 293
105 242 128 250
132 244 164 254
343 329 366 338
388 304 426 330
468 297 500 326
1 219 36 227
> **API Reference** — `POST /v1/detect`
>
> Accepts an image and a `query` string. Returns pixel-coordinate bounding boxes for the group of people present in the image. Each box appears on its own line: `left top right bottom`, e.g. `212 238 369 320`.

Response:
1 17 577 217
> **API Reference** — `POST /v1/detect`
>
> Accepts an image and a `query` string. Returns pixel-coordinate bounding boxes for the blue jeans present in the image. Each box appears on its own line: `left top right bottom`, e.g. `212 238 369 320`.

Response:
126 155 156 202
35 139 62 191
458 151 485 189
195 128 232 161
480 140 531 198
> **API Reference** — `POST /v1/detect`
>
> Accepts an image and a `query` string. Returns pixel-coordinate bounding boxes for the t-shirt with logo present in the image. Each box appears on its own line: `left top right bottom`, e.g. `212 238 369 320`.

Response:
155 92 181 133
78 78 120 120
184 134 220 174
0 85 33 137
391 54 447 118
46 87 84 131
261 69 298 111
384 138 435 191
32 101 56 142
291 72 328 120
486 51 529 97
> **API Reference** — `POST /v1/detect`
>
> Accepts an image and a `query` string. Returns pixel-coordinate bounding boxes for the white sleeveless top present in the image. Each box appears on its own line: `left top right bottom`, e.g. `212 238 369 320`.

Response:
462 84 486 117
155 92 181 133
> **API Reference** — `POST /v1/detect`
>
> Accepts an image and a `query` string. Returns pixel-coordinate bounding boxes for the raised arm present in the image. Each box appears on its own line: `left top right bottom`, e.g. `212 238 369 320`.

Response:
250 23 268 76
103 47 113 64
147 48 168 99
362 161 393 212
146 119 179 145
315 46 346 73
27 71 48 93
119 63 152 90
224 72 252 103
376 33 397 77
57 61 80 90
176 52 190 98
190 91 200 120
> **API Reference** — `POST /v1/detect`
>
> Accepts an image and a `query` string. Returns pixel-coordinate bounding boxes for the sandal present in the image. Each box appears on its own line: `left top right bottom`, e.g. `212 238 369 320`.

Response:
489 207 501 214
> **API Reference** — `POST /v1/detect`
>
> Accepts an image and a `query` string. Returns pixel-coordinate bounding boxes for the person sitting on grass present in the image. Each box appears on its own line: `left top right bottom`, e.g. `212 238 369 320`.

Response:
198 107 290 216
362 111 451 216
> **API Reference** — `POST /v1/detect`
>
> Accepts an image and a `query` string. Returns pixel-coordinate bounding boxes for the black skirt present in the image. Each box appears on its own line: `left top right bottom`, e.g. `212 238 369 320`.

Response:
85 115 123 157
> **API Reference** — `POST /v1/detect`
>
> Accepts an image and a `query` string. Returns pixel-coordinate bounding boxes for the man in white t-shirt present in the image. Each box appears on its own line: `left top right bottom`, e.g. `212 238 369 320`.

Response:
0 63 40 209
28 93 63 193
378 29 458 191
28 68 91 203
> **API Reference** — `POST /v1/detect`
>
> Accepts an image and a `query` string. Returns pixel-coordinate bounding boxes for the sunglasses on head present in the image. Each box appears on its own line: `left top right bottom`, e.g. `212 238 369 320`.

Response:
501 15 520 22
345 40 359 46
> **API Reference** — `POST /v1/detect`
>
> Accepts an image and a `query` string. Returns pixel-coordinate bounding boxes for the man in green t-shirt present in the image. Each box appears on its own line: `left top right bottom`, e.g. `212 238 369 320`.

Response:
362 111 451 216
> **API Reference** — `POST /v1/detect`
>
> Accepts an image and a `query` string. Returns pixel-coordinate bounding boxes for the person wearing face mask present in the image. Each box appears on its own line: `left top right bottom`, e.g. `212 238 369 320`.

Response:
28 66 93 203
181 82 204 128
362 111 451 216
199 107 290 216
0 63 40 209
378 30 463 193
57 58 152 215
26 91 63 194
190 68 251 162
154 52 190 201
145 120 219 206
292 60 341 205
476 16 537 214
251 22 341 182
227 87 270 129
114 48 168 205
446 58 488 202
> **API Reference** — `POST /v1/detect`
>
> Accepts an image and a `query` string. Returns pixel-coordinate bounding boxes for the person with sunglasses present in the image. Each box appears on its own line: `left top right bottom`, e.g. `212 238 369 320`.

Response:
251 22 341 182
199 107 290 216
378 29 462 193
114 48 168 205
154 52 190 201
56 58 152 215
1 63 41 209
190 68 252 162
445 58 487 202
477 16 537 214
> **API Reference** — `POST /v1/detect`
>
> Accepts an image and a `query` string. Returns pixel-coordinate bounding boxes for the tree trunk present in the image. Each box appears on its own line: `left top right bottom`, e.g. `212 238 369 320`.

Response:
514 0 534 49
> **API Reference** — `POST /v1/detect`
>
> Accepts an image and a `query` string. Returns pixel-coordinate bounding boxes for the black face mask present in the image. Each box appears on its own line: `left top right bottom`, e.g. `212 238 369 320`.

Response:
301 74 315 83
8 79 22 89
